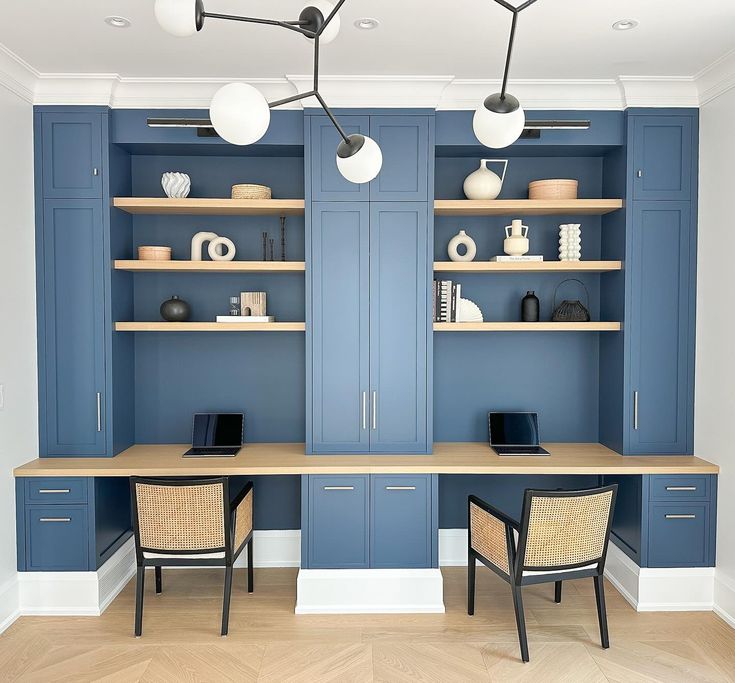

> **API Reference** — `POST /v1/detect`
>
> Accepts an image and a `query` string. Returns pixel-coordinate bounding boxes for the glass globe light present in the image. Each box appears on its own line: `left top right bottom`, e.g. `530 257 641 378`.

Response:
336 134 382 184
154 0 203 37
473 93 526 149
210 83 271 146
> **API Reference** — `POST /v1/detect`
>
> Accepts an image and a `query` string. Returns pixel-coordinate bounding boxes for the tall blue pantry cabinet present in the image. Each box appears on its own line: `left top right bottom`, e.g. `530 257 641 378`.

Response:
303 112 437 569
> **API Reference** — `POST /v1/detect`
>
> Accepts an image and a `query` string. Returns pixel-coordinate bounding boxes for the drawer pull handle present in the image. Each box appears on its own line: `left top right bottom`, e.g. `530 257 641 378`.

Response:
323 486 355 491
665 486 697 492
39 517 72 523
665 514 696 520
38 489 71 494
385 486 417 491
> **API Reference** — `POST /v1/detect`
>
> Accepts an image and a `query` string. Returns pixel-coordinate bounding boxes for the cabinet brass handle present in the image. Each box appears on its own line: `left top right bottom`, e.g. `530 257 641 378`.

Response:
38 489 71 494
385 486 416 491
665 514 696 520
665 486 697 492
323 486 354 491
39 517 72 523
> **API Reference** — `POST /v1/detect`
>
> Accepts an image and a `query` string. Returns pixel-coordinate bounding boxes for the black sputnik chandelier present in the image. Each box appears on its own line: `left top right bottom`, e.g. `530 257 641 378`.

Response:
154 0 539 183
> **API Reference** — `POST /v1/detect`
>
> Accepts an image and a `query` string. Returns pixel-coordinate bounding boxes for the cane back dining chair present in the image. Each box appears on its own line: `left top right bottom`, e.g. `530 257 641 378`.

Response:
467 485 618 662
130 476 254 637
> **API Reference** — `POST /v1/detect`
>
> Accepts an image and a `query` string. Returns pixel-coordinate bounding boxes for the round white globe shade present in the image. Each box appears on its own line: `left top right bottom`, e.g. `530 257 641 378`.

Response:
154 0 198 37
210 83 271 146
336 136 383 184
306 1 341 44
472 101 525 149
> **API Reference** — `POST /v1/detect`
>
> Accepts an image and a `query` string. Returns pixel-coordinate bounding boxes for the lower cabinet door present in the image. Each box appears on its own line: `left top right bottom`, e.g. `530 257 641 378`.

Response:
307 475 369 568
26 505 89 570
370 474 432 568
648 503 710 567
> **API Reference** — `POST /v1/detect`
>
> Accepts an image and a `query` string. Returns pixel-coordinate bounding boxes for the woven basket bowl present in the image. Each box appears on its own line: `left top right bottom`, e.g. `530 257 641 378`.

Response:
231 184 272 200
138 246 172 261
528 179 578 200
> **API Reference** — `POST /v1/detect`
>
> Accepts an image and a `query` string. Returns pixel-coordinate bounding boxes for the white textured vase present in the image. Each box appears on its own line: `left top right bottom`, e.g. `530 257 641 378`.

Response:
559 223 582 261
161 172 191 198
447 229 477 262
462 159 508 200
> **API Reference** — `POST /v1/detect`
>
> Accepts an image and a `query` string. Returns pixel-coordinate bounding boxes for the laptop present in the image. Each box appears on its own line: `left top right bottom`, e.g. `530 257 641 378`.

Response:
488 412 550 456
183 413 244 457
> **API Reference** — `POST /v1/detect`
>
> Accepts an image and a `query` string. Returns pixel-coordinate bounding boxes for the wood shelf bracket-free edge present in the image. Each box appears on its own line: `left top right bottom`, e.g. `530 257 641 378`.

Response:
115 322 306 332
433 261 622 273
433 199 623 216
112 197 305 216
433 322 621 332
114 260 306 273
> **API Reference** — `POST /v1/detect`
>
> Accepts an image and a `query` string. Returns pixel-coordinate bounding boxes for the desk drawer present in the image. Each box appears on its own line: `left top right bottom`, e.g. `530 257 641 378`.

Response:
648 503 710 567
26 505 89 571
650 475 709 501
25 477 88 504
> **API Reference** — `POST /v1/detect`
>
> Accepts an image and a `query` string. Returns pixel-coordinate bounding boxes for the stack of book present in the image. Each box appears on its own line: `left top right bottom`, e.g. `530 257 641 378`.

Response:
489 255 544 262
433 279 461 322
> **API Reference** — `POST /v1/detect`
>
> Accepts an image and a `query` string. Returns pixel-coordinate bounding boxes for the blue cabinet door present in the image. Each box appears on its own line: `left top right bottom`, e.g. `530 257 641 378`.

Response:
370 475 432 568
647 503 711 567
26 505 89 571
41 113 102 199
628 202 692 454
369 116 429 201
369 203 429 453
310 203 370 452
307 475 370 568
632 115 693 201
40 200 107 456
310 115 370 201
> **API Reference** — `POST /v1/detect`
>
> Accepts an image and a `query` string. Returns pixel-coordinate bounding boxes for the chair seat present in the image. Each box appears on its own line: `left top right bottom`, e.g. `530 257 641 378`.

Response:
522 562 598 577
143 551 225 559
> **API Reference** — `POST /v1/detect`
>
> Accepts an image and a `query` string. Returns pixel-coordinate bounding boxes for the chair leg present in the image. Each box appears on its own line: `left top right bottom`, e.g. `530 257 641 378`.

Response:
467 553 476 616
155 566 162 594
593 575 610 649
247 537 254 593
134 566 145 637
511 584 530 663
554 580 562 604
221 565 233 636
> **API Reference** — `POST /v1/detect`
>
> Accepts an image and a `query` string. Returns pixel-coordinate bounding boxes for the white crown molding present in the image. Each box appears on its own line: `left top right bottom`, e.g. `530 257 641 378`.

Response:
0 43 36 102
616 76 700 108
696 48 735 106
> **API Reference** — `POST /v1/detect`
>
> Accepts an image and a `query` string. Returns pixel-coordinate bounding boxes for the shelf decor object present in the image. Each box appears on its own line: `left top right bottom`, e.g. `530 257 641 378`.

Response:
463 159 508 199
473 0 540 148
457 298 484 323
521 291 540 322
240 292 267 317
559 223 582 261
153 0 382 184
503 219 530 256
160 295 191 322
137 246 172 261
448 230 477 262
529 179 578 200
161 172 191 198
190 231 236 261
231 184 271 199
551 279 591 323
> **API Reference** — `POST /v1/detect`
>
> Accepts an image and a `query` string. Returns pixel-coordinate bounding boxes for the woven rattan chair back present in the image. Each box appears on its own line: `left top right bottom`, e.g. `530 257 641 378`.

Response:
518 487 616 571
469 501 510 574
132 478 227 552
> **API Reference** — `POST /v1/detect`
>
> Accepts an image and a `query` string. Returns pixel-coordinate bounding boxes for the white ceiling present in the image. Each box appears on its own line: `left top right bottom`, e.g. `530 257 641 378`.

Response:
2 0 734 81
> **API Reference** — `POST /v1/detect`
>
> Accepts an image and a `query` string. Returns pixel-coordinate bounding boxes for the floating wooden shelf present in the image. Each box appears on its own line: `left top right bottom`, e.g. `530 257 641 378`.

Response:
434 260 622 273
114 260 306 273
115 322 306 332
434 199 623 216
113 197 305 216
434 322 621 332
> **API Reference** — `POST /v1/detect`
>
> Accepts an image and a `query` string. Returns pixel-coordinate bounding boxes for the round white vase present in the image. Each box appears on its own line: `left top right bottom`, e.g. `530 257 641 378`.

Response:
448 229 477 262
161 172 191 198
462 159 508 200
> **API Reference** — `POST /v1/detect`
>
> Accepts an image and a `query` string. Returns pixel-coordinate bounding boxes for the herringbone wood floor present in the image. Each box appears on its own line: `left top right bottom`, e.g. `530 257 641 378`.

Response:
1 567 733 682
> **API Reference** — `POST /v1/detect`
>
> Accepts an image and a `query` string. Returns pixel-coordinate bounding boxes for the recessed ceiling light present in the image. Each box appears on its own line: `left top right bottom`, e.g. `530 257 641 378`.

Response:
354 18 379 30
612 19 638 31
104 16 131 29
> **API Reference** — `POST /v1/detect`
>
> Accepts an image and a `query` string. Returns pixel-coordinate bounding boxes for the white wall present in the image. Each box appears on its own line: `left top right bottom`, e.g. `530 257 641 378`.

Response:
0 84 36 628
696 86 735 626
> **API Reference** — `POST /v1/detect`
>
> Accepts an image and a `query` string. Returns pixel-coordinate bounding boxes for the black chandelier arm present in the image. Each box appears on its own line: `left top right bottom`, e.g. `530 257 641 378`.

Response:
202 11 315 37
314 92 351 145
268 90 317 108
499 10 518 100
315 0 348 36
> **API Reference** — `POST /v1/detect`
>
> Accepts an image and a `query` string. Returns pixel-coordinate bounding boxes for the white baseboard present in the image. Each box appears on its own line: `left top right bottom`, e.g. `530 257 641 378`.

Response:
0 576 20 634
296 568 445 614
235 530 301 568
714 569 735 628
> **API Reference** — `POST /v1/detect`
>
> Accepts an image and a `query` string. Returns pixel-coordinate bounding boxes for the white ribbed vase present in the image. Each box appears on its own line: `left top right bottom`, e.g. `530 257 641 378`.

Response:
161 172 191 198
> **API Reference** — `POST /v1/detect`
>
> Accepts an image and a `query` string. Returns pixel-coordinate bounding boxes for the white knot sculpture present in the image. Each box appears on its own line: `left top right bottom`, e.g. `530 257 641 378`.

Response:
190 231 236 261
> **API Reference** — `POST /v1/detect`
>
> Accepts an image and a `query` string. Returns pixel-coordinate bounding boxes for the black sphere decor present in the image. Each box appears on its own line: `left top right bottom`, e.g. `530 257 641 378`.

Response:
160 295 191 322
521 291 540 322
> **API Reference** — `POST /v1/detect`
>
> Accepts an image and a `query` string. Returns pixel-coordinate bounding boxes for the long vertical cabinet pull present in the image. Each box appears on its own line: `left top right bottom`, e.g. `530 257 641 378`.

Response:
633 391 639 430
372 391 377 430
362 391 367 430
96 392 102 432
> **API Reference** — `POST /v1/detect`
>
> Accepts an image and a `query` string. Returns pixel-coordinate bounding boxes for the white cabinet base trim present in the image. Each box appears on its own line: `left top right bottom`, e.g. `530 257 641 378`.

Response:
713 569 735 628
296 568 445 614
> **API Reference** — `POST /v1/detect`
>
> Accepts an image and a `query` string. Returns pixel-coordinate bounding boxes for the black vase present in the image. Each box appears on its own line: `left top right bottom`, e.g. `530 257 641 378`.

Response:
160 295 190 322
521 291 539 322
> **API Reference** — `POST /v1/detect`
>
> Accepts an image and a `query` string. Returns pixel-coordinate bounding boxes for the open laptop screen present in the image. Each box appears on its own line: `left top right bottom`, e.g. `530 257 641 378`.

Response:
192 413 244 448
489 412 540 446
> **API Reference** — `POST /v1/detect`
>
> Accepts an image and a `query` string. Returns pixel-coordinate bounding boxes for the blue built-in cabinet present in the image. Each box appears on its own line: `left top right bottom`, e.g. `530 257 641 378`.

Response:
307 113 433 454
